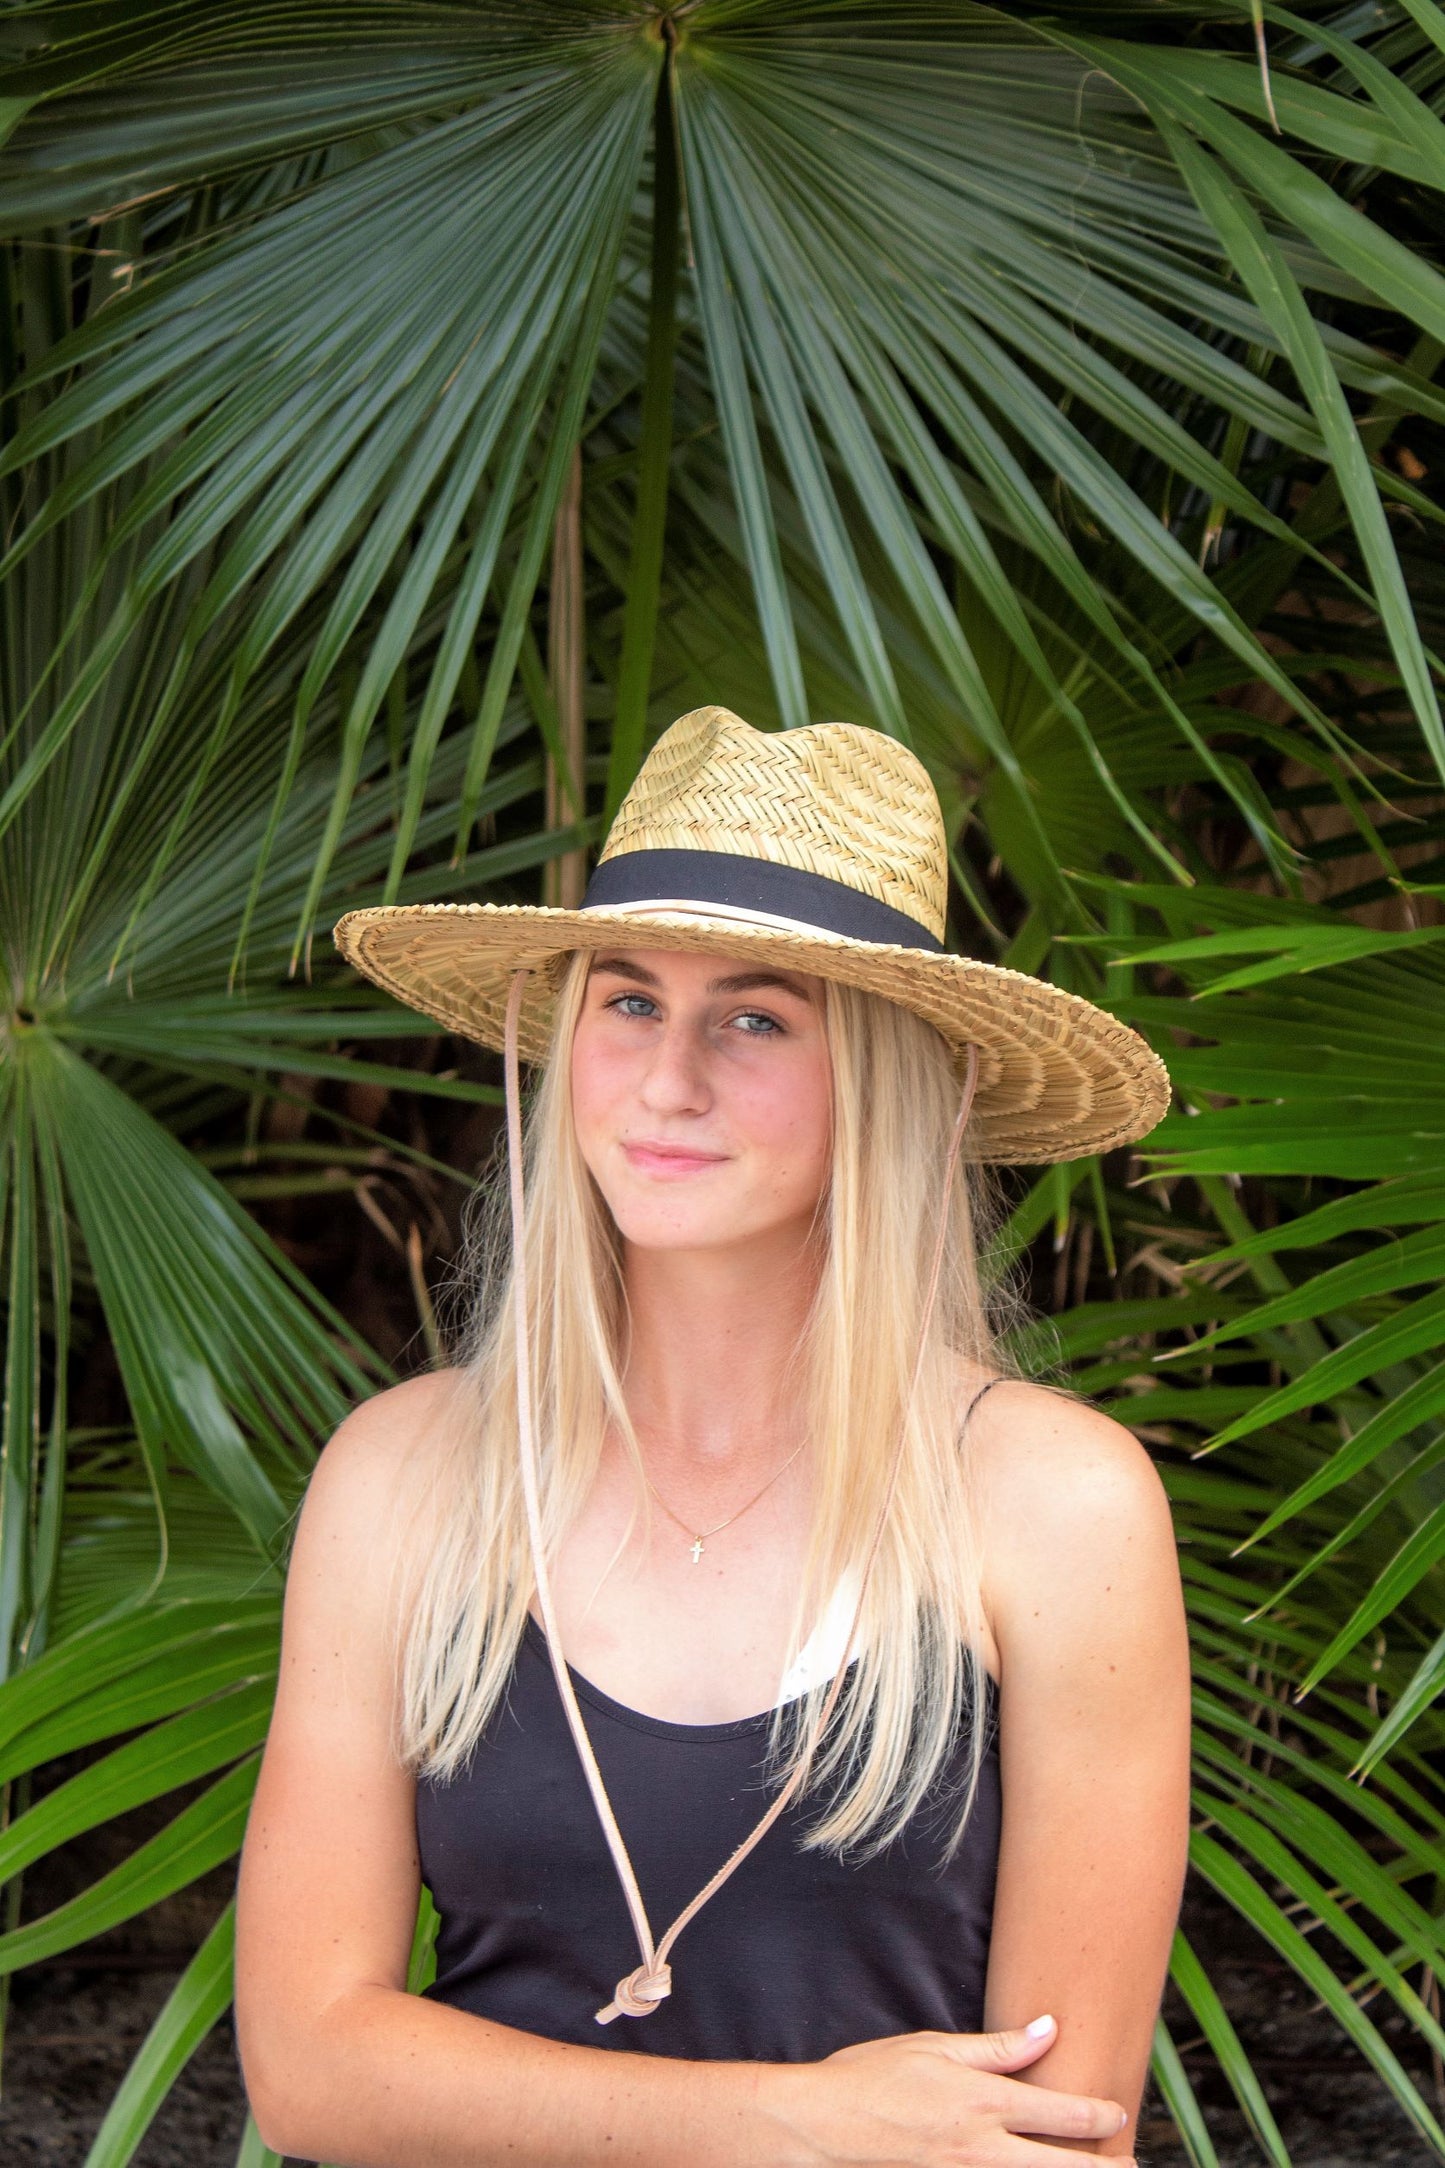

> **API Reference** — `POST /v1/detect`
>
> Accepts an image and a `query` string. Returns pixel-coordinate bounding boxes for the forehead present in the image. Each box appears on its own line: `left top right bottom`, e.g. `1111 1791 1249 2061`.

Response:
585 946 818 1001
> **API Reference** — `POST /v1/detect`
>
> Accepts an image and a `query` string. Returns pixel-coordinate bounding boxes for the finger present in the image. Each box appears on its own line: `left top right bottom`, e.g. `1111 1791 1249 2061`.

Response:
1001 2143 1136 2168
996 2076 1129 2145
943 2015 1059 2071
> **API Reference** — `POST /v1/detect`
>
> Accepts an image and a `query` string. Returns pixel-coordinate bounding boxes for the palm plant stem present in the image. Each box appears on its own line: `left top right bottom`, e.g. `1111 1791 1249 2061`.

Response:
544 446 588 909
607 28 682 825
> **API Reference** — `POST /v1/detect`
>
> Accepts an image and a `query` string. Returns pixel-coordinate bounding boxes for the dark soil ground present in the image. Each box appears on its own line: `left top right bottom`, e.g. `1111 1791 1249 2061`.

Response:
0 1834 1440 2167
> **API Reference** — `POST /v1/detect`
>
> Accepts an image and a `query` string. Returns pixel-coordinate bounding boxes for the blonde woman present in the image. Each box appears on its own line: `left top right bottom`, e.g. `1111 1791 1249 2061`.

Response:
236 708 1191 2167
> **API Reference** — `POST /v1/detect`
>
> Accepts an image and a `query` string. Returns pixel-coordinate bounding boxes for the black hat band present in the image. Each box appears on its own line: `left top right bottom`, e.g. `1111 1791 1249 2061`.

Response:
579 848 943 954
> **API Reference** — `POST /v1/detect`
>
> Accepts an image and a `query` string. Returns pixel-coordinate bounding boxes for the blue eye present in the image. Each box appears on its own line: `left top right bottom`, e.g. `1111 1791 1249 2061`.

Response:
601 993 782 1035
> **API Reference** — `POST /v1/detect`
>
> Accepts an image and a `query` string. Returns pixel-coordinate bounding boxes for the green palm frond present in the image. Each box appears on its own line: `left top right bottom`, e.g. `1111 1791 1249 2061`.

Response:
4 0 1444 903
2 5 1444 2161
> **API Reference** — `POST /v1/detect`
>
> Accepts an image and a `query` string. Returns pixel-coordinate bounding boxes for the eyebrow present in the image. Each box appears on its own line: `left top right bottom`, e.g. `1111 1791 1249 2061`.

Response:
589 955 813 999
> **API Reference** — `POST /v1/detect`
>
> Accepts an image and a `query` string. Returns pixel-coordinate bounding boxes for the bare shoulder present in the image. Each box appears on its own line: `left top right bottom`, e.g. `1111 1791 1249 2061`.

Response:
284 1368 470 1615
966 1375 1171 1531
303 1366 464 1508
959 1373 1181 1647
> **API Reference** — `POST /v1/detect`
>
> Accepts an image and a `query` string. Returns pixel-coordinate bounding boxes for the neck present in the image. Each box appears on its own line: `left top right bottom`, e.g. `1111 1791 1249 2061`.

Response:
618 1226 819 1469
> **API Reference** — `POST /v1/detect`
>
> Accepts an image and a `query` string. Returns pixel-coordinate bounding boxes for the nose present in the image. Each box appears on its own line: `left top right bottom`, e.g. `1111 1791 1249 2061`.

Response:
636 1012 712 1116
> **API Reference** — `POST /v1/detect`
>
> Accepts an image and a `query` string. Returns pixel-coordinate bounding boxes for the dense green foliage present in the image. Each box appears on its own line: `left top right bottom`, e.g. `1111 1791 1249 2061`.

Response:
1 3 1443 2160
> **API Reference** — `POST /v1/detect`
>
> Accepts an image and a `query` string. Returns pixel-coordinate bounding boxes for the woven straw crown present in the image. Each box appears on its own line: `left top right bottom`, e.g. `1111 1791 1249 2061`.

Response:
598 707 950 941
334 705 1170 1162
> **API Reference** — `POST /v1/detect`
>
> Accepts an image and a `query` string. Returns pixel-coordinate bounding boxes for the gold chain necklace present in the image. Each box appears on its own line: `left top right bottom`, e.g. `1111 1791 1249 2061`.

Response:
642 1441 807 1564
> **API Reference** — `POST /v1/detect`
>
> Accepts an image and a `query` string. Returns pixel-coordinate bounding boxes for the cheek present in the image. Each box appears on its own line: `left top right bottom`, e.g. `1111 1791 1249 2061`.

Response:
740 1056 833 1190
569 1022 629 1152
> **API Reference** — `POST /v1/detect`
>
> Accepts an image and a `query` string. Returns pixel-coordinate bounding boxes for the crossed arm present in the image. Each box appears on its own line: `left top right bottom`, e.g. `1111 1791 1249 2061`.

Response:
234 1372 1190 2165
971 1381 1193 2154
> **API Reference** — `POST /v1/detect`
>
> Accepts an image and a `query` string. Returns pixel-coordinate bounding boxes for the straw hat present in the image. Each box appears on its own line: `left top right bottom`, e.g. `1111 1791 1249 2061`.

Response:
333 705 1168 1162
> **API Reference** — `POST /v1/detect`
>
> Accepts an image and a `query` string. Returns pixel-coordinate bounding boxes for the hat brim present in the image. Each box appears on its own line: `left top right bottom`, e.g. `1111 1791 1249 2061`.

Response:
332 901 1170 1165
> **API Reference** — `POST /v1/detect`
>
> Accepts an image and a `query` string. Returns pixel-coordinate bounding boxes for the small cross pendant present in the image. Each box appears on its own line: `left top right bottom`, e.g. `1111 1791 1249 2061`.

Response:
689 1536 705 1564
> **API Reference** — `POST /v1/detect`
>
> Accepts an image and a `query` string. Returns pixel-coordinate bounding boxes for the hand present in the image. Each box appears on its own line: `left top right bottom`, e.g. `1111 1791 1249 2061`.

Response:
765 2013 1133 2166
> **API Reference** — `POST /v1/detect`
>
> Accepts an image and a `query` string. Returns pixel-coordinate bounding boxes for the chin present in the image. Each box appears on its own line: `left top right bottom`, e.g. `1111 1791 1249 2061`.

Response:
594 1182 765 1253
606 1204 741 1252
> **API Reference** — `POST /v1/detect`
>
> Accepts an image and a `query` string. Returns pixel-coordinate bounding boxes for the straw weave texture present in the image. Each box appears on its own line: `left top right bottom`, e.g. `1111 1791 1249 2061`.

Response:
598 709 949 943
334 707 1170 1164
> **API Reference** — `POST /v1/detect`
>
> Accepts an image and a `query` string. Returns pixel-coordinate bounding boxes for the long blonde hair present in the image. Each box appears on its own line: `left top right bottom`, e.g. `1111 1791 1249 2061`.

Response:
391 946 1020 1857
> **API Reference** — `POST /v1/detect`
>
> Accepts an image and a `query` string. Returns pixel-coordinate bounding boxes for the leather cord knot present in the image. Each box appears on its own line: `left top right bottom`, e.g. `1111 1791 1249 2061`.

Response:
596 1963 673 2025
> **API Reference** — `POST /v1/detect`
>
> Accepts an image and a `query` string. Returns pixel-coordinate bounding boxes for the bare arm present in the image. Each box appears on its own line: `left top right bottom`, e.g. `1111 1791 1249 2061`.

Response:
235 1372 1139 2168
234 1373 781 2166
974 1384 1193 2156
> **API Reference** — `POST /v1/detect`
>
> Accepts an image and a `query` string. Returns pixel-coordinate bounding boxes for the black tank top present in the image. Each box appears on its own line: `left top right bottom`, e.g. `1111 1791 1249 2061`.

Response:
416 1616 1001 2062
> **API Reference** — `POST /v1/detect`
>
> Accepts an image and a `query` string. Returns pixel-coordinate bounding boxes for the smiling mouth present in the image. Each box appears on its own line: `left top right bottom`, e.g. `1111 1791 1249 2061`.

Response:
622 1141 729 1171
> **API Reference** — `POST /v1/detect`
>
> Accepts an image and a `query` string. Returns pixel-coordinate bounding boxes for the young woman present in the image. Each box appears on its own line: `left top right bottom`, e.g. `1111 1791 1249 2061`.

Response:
235 706 1191 2167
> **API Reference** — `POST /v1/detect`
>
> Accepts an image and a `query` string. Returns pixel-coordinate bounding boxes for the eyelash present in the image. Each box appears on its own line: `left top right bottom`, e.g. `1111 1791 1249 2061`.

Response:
602 992 784 1036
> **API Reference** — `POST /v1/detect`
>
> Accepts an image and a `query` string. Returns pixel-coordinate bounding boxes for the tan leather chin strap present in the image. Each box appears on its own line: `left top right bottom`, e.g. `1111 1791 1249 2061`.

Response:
502 966 981 2026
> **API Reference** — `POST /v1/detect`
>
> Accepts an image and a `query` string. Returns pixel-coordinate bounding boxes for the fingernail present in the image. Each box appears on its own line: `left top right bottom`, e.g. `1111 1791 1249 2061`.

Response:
1116 2108 1130 2133
1025 2014 1055 2037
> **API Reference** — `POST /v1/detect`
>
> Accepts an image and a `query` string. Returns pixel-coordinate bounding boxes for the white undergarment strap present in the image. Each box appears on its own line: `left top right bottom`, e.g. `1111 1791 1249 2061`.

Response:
776 1573 865 1707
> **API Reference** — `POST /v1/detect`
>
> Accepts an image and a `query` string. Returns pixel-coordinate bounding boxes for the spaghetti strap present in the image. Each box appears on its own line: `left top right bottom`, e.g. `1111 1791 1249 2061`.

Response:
962 1375 1007 1432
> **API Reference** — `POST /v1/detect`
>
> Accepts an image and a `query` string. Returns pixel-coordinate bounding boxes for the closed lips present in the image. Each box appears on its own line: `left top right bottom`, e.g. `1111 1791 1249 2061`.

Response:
623 1141 727 1167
